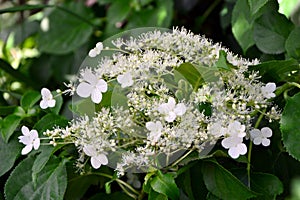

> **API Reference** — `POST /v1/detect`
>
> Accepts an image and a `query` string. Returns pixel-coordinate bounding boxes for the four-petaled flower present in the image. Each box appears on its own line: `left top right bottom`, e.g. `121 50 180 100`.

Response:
18 126 40 155
40 88 56 109
250 127 272 146
89 42 103 58
76 69 108 104
221 136 247 159
158 97 187 122
117 72 134 88
261 82 276 99
146 121 163 142
83 145 108 169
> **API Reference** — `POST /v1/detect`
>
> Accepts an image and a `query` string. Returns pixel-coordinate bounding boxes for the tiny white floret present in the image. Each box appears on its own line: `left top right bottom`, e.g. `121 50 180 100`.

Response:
117 72 134 88
76 69 108 104
88 42 103 57
83 145 108 169
158 97 187 122
250 127 272 146
261 82 276 99
18 126 40 155
40 88 56 109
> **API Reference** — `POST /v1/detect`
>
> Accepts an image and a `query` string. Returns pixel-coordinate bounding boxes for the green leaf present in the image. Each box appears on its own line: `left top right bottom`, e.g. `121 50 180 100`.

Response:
202 160 256 200
278 0 300 18
49 91 63 115
285 27 300 59
280 92 300 161
38 2 94 54
231 0 255 53
0 134 22 177
175 63 203 90
0 4 51 14
5 156 67 200
0 114 22 143
214 50 234 70
248 0 269 16
70 98 96 117
253 11 294 54
250 173 283 199
32 146 55 175
149 188 168 200
0 106 17 116
65 174 102 200
33 113 68 133
249 59 299 82
20 90 40 110
150 171 180 200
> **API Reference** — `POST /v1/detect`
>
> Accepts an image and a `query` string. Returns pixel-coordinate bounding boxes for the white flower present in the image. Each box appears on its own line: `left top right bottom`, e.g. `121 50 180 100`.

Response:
88 42 103 57
39 88 56 109
221 136 247 159
250 127 272 146
158 97 187 122
146 121 163 142
83 145 108 169
261 82 276 99
76 69 108 104
18 126 40 155
227 121 246 137
117 72 134 88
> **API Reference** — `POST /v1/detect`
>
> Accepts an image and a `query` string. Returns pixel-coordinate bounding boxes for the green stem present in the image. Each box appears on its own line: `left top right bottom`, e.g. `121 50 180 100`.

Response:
199 0 222 25
170 148 195 167
92 172 140 196
247 110 265 188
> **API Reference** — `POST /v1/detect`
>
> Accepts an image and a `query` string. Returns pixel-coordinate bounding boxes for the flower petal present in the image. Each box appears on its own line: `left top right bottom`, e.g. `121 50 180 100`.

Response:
21 144 33 155
33 138 40 150
91 156 101 169
228 147 240 159
76 82 92 98
40 100 49 109
261 127 272 137
91 89 103 104
88 48 97 57
165 112 176 122
174 103 186 116
47 99 56 108
97 79 108 92
261 138 270 146
253 137 262 145
97 154 108 165
18 135 31 145
41 88 51 98
21 126 30 136
83 145 97 157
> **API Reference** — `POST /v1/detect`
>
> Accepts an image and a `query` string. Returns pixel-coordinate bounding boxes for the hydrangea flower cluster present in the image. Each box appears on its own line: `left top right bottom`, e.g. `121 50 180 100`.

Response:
22 28 280 174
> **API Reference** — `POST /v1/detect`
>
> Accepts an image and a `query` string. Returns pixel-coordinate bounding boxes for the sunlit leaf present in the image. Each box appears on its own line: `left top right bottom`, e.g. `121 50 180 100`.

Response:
253 11 294 54
150 171 179 200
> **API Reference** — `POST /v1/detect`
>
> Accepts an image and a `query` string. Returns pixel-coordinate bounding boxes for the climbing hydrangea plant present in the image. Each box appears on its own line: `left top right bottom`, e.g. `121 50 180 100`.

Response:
25 28 280 178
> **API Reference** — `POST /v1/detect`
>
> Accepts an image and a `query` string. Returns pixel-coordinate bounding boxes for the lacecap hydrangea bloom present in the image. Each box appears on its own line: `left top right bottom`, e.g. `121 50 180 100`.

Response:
43 27 280 175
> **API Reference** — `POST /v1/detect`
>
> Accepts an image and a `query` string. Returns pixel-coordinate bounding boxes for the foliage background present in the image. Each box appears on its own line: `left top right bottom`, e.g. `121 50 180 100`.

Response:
1 0 300 199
